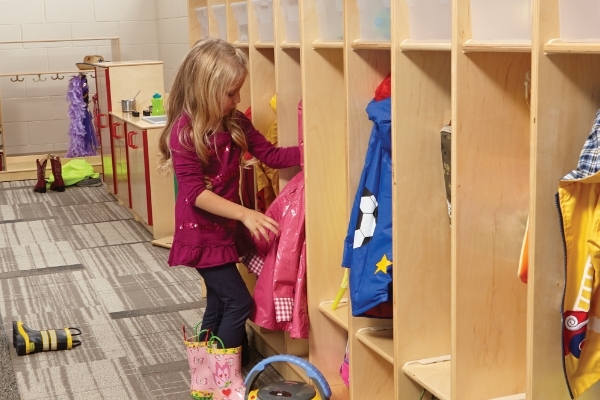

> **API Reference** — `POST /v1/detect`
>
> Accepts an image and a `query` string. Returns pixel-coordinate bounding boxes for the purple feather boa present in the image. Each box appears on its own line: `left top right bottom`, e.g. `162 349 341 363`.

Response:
66 75 97 157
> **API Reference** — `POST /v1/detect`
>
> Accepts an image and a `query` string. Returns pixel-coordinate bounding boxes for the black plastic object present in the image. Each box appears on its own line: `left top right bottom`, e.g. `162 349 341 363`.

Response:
13 320 82 356
132 110 140 117
143 110 151 116
244 355 331 400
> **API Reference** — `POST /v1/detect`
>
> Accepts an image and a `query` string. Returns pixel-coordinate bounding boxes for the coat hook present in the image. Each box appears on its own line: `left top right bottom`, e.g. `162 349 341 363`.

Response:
32 74 46 82
10 75 24 82
50 73 64 80
90 73 96 79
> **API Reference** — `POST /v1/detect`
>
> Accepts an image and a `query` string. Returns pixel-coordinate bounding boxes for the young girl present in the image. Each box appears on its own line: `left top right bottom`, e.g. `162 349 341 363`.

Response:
158 38 300 359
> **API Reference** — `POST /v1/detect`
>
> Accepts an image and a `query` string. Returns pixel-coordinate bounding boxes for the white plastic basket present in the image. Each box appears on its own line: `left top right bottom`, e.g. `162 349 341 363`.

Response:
407 0 451 41
212 4 227 41
252 0 275 42
470 0 531 42
231 2 249 42
281 0 300 42
356 0 391 41
559 0 600 41
315 0 343 41
194 7 208 39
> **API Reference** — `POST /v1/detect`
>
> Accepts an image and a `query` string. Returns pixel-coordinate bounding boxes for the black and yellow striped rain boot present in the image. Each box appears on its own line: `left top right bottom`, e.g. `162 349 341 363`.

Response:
12 320 82 356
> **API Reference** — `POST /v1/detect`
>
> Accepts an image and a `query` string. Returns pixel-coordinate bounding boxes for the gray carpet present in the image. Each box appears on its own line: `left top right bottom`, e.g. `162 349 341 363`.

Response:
0 180 281 400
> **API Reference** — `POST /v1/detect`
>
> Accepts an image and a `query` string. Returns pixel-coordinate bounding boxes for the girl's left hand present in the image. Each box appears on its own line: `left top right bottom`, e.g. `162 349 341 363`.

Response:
241 208 280 242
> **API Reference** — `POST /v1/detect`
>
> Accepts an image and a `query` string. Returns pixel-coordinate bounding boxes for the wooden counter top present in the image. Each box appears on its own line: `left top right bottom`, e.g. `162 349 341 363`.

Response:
92 61 163 68
110 111 166 130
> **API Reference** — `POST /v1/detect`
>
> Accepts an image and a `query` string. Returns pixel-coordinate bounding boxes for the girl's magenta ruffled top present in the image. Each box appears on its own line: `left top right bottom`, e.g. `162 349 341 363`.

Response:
168 112 300 269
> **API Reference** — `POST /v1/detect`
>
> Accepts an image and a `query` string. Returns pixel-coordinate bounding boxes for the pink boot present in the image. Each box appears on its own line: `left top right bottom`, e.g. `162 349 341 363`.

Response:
207 339 245 400
183 326 213 400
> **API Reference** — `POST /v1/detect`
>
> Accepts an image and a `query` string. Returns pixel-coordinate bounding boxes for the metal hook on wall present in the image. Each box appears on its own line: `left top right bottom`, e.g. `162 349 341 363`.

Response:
32 74 46 82
90 73 96 79
50 73 64 80
10 75 24 82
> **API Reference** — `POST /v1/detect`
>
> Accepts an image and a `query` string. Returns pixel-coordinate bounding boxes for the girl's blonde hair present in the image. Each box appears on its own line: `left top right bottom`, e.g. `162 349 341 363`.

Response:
158 37 250 170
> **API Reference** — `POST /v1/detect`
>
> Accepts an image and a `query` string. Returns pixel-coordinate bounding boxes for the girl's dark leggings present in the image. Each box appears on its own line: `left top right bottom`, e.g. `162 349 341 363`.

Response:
196 263 252 349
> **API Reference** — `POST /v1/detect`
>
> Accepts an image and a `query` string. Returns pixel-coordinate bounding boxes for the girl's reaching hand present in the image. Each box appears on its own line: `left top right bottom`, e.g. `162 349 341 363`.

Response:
241 208 280 242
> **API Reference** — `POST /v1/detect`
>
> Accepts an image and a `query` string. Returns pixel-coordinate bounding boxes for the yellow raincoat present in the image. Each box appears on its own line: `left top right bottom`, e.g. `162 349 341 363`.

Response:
558 111 600 398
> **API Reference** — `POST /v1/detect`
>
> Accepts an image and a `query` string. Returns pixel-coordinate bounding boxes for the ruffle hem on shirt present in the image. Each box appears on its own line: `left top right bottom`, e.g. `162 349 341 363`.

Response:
167 241 240 269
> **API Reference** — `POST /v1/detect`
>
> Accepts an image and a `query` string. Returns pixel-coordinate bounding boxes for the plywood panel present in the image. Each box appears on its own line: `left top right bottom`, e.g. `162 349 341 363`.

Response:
274 0 301 185
188 0 208 46
300 0 349 387
106 64 165 113
453 1 529 398
345 0 391 213
393 43 452 400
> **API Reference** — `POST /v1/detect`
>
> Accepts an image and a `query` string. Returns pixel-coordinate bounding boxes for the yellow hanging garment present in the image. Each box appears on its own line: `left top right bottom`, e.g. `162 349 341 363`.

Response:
255 95 279 212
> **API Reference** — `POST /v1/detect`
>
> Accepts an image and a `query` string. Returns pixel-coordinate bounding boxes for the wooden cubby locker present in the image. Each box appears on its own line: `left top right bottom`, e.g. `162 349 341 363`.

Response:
341 0 394 399
529 0 600 399
244 0 310 382
397 0 530 399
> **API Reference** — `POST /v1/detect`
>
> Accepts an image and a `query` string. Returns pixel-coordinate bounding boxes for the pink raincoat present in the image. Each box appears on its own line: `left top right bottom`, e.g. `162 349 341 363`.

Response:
249 101 308 339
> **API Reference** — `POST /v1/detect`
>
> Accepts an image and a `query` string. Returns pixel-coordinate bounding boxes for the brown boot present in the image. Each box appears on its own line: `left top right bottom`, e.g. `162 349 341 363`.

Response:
49 155 65 192
33 158 48 193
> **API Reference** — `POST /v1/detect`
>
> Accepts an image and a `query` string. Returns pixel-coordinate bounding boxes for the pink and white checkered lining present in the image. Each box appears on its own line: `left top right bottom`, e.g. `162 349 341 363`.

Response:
240 252 264 276
274 298 294 322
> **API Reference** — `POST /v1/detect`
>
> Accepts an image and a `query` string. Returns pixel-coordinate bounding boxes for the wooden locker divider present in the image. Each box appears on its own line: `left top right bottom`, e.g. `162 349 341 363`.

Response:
392 0 452 398
226 1 251 115
344 1 394 400
245 0 308 382
529 0 600 399
453 0 529 398
207 0 226 40
188 0 208 46
273 0 301 186
300 0 349 399
227 0 248 47
245 0 275 307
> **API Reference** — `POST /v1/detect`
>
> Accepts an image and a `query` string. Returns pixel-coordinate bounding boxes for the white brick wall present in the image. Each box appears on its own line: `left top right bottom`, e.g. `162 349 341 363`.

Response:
156 0 189 93
0 0 190 157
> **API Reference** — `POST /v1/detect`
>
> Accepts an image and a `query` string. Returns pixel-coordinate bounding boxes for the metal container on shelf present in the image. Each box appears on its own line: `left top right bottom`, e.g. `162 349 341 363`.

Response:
120 90 141 113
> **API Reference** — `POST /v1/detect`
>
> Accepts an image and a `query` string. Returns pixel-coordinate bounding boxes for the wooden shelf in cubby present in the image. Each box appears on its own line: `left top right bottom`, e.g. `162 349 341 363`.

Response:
350 40 391 50
355 327 394 364
402 356 451 400
399 40 451 51
544 38 600 54
312 40 343 49
461 40 531 53
254 41 275 49
317 300 349 331
280 41 300 49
